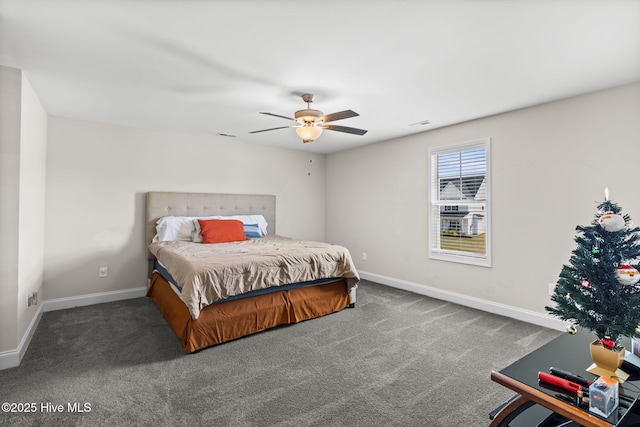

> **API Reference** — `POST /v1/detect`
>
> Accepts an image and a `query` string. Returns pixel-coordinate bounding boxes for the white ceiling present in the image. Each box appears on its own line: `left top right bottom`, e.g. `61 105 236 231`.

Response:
1 1 639 154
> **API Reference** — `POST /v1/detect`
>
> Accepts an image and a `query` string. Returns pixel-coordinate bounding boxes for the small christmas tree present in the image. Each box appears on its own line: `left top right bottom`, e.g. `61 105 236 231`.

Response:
545 194 640 345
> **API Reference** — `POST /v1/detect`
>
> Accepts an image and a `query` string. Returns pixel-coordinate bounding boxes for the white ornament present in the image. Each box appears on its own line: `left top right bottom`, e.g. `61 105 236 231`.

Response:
599 211 625 232
616 265 640 286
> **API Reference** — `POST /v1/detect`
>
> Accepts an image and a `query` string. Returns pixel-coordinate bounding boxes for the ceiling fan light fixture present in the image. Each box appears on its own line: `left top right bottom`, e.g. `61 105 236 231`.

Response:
250 93 367 143
296 124 323 143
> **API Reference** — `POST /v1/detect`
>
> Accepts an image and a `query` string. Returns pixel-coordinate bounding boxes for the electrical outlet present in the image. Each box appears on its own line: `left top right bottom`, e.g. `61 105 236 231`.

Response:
362 252 367 261
28 292 38 307
99 266 108 278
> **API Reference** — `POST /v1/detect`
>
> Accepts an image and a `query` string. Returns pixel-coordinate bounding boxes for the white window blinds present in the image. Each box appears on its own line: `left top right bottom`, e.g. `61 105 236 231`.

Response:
428 138 491 267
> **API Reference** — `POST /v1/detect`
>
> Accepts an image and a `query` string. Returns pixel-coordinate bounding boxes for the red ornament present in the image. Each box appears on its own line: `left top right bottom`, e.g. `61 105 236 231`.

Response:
580 279 591 288
602 338 615 349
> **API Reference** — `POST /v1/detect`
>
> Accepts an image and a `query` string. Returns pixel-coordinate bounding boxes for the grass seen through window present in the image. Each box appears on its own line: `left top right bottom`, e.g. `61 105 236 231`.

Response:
439 232 486 255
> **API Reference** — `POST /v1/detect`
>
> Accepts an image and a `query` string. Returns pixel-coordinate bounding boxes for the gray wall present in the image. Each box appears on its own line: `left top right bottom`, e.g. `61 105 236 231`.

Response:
326 82 640 318
0 65 47 353
43 117 326 300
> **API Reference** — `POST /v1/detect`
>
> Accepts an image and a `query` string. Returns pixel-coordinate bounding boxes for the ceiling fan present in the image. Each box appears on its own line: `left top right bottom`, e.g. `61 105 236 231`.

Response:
249 93 367 143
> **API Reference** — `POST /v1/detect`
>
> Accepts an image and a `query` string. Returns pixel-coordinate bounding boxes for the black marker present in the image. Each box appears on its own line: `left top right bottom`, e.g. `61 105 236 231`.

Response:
550 367 592 388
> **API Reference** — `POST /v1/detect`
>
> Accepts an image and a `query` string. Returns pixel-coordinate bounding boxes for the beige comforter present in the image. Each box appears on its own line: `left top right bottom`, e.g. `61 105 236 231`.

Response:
148 235 360 319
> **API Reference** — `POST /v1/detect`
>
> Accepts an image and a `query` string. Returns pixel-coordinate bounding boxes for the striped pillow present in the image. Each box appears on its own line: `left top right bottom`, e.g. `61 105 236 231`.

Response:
243 223 262 238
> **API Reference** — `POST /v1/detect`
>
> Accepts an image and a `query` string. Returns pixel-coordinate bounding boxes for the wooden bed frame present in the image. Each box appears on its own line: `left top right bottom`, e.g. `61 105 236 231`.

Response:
145 191 355 353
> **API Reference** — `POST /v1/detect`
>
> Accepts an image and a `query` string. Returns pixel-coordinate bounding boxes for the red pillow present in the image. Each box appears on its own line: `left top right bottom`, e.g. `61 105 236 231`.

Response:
197 219 247 244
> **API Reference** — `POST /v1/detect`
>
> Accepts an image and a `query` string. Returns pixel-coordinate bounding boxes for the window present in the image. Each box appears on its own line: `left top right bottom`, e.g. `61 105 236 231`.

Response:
428 138 491 267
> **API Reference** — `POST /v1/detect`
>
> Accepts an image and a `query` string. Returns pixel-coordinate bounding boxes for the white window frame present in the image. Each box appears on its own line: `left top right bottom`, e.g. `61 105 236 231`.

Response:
428 138 491 267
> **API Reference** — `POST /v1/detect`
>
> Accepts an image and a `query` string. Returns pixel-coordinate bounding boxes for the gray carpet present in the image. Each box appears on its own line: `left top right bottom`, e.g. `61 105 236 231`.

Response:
0 280 560 426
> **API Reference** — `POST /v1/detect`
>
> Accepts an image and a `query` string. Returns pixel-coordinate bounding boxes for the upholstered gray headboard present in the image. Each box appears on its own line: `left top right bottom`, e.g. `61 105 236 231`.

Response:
146 191 276 260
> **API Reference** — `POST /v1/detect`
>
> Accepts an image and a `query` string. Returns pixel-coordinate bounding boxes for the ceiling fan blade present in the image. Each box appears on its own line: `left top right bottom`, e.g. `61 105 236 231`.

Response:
249 126 293 134
322 124 368 136
259 112 296 121
322 110 359 123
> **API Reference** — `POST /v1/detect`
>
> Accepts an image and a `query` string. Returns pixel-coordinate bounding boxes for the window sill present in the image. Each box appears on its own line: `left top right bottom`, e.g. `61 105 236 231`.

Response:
429 251 492 267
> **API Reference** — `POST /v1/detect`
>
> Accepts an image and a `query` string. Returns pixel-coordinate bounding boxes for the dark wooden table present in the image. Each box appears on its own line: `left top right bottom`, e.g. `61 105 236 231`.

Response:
490 329 640 426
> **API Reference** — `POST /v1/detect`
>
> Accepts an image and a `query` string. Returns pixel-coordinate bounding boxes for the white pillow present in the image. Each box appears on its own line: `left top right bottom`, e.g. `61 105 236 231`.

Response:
192 215 269 242
152 216 197 242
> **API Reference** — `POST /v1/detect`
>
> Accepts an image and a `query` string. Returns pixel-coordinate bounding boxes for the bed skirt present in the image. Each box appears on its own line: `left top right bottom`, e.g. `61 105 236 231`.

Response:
147 271 352 353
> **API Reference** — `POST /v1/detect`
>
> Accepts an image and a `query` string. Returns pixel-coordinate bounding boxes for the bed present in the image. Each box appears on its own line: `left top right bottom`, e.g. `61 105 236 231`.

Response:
145 191 359 353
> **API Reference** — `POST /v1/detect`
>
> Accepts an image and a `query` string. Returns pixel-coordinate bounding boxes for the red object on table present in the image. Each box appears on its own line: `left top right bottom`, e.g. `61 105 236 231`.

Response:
538 371 583 395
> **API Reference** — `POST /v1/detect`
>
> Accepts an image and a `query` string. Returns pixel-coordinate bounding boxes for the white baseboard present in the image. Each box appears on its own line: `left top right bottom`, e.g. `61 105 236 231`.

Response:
358 270 566 332
0 303 44 371
42 287 147 312
0 286 147 370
